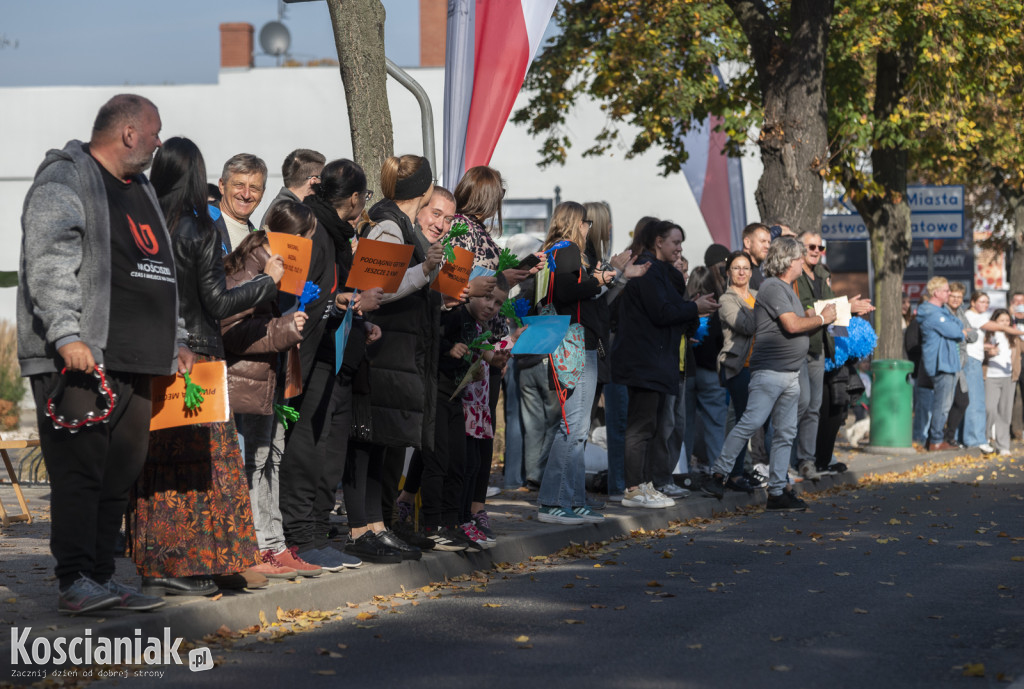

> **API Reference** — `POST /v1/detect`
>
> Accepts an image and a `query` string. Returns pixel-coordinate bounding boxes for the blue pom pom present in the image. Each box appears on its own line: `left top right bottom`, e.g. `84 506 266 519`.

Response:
513 298 531 319
693 316 709 346
825 316 878 371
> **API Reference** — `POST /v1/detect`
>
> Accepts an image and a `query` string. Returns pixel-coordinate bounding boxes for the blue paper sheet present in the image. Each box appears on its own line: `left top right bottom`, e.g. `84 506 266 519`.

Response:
469 265 496 281
510 315 571 355
335 304 355 374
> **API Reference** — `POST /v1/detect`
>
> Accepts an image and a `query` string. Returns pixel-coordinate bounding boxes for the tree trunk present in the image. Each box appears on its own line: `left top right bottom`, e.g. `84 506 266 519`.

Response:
852 49 913 361
729 0 833 234
327 0 394 189
1006 188 1024 294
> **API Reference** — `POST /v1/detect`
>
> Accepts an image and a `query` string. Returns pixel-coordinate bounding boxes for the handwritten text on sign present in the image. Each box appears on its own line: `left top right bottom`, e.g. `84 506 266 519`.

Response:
431 246 474 299
266 232 313 295
150 361 229 430
346 237 415 292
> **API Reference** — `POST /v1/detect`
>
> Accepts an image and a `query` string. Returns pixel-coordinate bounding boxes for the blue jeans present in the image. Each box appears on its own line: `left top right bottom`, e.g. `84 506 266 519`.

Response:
517 357 560 486
683 366 727 470
539 349 598 509
713 369 800 496
502 358 525 488
722 367 751 478
963 357 987 447
603 382 628 496
929 372 956 445
794 353 824 467
912 382 934 443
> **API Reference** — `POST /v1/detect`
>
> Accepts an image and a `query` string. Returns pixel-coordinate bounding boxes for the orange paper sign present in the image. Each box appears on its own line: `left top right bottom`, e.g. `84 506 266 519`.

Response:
150 361 230 431
266 232 313 296
431 246 474 299
346 237 415 292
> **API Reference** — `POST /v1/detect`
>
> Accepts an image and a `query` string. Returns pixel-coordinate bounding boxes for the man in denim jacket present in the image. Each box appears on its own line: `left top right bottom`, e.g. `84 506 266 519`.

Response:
916 276 966 451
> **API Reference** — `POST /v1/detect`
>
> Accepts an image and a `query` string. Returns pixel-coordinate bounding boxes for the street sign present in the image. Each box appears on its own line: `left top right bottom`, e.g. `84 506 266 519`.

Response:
825 184 965 240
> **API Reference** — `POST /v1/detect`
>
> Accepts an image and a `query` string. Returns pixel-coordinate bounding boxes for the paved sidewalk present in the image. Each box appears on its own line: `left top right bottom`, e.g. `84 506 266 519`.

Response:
0 443 972 663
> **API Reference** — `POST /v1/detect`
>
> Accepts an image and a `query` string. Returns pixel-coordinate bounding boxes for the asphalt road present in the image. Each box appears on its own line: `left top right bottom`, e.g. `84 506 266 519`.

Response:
77 455 1024 688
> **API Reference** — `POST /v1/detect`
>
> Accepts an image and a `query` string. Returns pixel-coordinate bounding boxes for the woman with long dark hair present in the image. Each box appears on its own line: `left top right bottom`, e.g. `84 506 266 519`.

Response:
278 158 391 571
129 137 285 596
611 221 717 509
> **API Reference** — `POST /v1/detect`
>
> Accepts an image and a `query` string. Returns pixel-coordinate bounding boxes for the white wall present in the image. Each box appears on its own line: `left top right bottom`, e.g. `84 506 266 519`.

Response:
0 65 764 327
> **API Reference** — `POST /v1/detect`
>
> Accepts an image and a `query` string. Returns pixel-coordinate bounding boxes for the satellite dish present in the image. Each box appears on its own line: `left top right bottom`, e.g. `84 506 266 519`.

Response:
259 21 291 57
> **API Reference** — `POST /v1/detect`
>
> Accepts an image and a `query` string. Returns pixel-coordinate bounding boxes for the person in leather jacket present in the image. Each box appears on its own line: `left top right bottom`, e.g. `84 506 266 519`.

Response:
128 137 285 598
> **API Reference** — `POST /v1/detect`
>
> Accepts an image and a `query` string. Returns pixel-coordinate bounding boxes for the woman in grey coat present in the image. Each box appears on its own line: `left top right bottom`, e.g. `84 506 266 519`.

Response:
716 251 758 493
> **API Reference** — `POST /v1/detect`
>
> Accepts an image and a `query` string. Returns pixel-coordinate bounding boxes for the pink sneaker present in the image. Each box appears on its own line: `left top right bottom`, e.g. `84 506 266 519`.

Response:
460 522 494 549
266 547 322 577
252 551 298 579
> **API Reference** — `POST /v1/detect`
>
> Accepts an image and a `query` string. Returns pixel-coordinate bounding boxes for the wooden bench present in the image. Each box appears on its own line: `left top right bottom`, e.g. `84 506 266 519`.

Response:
0 437 37 526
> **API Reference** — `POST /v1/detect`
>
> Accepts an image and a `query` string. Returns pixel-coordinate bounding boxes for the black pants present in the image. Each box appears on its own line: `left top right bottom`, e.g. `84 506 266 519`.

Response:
32 370 152 588
420 392 466 528
460 437 491 524
280 361 336 553
814 377 846 470
624 387 664 488
944 380 969 445
344 441 385 529
380 445 406 525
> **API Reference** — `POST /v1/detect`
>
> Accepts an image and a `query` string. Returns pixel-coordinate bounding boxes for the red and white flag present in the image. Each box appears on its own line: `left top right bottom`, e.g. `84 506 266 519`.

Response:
443 0 556 187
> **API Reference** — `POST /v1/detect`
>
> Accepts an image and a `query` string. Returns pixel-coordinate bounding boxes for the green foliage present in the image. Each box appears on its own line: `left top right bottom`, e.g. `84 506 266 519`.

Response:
513 0 759 175
826 0 1024 197
0 272 17 288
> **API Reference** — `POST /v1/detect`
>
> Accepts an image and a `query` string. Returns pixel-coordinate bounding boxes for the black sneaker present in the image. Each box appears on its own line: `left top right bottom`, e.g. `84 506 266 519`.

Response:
445 525 483 552
766 490 808 512
344 532 403 564
700 473 726 500
392 521 436 551
828 462 848 473
375 530 422 561
423 526 468 552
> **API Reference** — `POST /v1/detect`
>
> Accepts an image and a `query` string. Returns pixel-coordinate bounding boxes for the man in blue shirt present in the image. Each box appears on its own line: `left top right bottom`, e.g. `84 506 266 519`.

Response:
915 276 966 451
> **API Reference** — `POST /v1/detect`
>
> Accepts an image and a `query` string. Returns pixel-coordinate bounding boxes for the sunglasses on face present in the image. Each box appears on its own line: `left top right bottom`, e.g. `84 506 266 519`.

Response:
805 244 826 252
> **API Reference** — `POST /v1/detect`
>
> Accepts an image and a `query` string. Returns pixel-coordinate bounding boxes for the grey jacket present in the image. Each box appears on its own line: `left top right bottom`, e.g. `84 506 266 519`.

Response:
717 288 757 381
17 140 185 376
258 186 302 231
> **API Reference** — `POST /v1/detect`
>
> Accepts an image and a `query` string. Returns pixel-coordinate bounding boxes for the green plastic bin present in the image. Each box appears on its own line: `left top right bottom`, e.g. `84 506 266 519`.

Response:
869 359 914 448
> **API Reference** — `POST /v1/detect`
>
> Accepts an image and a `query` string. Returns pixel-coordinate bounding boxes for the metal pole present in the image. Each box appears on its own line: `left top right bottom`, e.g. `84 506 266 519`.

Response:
386 58 436 179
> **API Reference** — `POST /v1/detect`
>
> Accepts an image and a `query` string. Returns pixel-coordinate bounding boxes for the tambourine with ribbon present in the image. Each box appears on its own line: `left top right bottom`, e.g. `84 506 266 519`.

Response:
45 365 117 433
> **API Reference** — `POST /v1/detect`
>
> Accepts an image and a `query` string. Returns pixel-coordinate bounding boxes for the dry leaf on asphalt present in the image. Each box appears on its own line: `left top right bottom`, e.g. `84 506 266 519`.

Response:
355 612 377 621
961 663 985 677
514 635 530 643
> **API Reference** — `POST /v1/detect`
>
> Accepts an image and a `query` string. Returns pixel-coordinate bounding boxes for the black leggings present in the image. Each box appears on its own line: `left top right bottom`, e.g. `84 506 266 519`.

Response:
420 392 466 528
343 441 385 529
944 380 969 445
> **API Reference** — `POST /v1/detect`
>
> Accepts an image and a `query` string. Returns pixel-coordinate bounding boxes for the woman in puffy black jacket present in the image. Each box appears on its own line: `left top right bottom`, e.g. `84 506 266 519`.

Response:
611 220 717 509
129 137 283 597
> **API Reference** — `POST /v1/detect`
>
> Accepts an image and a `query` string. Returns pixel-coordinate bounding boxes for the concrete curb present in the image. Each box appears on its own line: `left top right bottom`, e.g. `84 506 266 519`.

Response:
0 445 963 671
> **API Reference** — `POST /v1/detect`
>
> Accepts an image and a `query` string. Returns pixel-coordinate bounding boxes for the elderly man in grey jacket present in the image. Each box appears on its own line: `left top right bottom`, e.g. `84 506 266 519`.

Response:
18 94 192 615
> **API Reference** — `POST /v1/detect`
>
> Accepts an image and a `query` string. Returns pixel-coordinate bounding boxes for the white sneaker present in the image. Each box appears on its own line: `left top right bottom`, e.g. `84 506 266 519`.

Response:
642 482 675 508
979 443 995 454
620 486 648 508
657 483 688 499
798 461 822 482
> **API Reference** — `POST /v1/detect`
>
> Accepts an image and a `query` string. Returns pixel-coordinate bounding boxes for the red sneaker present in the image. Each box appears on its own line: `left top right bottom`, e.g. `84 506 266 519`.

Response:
271 547 323 577
251 551 297 579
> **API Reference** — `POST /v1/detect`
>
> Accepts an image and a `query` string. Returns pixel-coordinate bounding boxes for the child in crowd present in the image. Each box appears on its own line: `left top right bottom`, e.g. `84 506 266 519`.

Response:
459 277 515 547
221 202 323 578
983 308 1020 456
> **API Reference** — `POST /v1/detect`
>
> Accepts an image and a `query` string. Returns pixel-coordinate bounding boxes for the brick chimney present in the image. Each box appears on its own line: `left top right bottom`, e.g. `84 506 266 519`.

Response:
220 23 254 69
419 0 447 67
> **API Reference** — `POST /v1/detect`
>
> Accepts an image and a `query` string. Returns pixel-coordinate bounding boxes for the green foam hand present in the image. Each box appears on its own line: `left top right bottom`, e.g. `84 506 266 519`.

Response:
441 221 470 263
274 404 300 430
496 247 519 273
182 371 205 411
